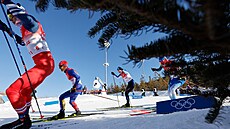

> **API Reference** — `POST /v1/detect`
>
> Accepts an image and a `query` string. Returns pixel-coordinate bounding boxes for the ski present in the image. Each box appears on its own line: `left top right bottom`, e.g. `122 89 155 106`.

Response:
96 104 155 111
31 121 79 129
32 112 104 123
31 122 63 129
31 112 103 129
130 110 152 116
130 107 156 116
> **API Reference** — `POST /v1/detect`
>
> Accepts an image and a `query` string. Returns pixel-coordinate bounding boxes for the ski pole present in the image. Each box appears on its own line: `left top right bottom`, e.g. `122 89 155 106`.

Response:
112 75 120 107
2 29 38 113
1 30 21 75
2 30 39 112
2 30 37 113
154 71 169 85
154 71 202 87
91 94 119 102
0 3 44 118
30 104 35 113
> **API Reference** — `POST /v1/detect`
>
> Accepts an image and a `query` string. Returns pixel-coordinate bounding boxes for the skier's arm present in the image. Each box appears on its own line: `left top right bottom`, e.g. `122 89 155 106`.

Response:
0 19 25 46
0 19 12 35
151 66 163 72
111 72 120 78
3 0 39 33
97 77 106 86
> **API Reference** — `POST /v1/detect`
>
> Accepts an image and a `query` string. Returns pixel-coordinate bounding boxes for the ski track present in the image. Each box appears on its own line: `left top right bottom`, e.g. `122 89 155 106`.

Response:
1 94 230 129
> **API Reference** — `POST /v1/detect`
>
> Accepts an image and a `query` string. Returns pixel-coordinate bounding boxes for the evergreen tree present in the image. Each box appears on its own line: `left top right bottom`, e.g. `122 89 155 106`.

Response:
31 0 229 89
31 0 230 123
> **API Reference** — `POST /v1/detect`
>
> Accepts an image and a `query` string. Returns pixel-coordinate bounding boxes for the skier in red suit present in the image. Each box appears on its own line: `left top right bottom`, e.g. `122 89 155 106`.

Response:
151 57 186 100
0 0 55 128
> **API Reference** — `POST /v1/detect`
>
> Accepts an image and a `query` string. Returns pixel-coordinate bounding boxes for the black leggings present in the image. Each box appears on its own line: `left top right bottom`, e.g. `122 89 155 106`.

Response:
125 79 134 104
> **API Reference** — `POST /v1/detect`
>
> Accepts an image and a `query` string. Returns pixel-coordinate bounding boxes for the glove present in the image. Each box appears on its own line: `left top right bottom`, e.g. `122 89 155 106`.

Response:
15 34 25 46
30 90 37 97
111 72 115 76
0 20 25 46
1 0 13 5
0 20 8 31
180 77 186 81
151 68 157 71
70 87 76 93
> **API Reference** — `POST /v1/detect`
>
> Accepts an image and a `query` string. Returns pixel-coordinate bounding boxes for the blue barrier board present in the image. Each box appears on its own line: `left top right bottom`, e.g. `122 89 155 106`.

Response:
156 96 215 114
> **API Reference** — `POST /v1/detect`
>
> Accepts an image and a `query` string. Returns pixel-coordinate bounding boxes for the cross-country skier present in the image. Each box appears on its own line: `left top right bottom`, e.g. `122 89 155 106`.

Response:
0 0 55 128
51 60 83 120
151 57 186 100
111 67 134 107
93 77 107 95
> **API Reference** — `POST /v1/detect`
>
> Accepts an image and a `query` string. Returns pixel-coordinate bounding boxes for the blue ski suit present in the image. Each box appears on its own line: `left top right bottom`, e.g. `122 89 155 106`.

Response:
152 57 186 100
59 68 82 111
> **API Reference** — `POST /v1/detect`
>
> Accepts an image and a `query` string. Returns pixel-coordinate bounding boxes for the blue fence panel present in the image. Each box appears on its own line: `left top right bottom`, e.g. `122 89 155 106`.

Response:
156 96 215 114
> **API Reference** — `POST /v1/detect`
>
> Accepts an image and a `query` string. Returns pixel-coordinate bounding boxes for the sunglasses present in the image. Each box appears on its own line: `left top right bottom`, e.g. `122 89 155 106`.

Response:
59 65 67 69
59 65 63 69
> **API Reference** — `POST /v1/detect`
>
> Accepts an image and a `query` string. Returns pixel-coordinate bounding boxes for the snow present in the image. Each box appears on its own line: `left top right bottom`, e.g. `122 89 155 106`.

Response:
0 92 230 129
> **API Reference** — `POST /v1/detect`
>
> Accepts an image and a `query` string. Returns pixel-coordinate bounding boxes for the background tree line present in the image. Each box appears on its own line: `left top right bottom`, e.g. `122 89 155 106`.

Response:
106 76 170 94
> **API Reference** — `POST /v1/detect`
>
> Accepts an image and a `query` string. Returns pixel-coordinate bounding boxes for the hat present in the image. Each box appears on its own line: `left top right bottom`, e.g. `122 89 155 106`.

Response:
117 66 123 71
59 60 68 68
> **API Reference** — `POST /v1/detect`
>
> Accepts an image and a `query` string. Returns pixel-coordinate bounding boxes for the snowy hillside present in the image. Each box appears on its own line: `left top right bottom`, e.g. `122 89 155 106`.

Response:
0 93 229 129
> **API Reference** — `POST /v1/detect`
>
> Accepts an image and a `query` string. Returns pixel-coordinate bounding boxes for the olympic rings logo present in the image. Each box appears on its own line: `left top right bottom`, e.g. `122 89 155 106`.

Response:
170 98 196 109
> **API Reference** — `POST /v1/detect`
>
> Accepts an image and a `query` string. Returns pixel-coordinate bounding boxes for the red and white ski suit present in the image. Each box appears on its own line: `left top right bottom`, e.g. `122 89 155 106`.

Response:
5 3 54 115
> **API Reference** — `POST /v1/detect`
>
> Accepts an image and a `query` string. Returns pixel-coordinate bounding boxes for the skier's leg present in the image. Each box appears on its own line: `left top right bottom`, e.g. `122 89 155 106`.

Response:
59 91 72 111
125 80 134 106
6 77 27 118
69 92 82 116
4 77 33 129
173 79 185 92
168 78 174 99
124 91 129 104
4 52 54 128
51 91 72 119
170 83 180 100
9 52 54 115
6 70 41 119
69 92 81 111
168 78 186 100
24 51 54 110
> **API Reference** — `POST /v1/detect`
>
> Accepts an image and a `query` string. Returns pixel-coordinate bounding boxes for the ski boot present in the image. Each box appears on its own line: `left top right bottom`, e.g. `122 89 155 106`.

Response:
51 110 65 120
0 119 23 129
0 115 31 129
121 103 130 108
21 115 32 129
69 110 81 117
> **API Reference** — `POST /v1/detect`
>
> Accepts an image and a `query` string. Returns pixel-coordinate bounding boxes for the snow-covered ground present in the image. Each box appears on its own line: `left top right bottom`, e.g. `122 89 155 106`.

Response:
0 92 230 129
